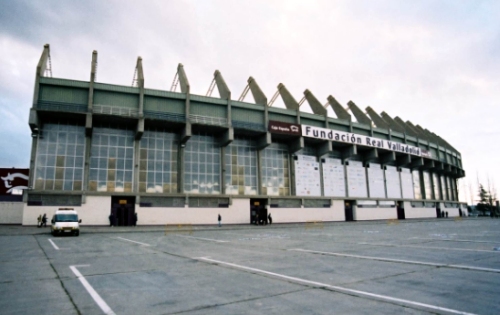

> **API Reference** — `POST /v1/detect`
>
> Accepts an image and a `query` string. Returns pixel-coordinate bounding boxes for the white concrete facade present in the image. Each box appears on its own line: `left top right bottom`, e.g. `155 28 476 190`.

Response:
405 207 436 219
21 197 351 226
0 202 24 224
355 206 398 221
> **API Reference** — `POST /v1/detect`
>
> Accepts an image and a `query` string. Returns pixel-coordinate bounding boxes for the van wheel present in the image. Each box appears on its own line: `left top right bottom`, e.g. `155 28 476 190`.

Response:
51 230 55 236
74 231 79 236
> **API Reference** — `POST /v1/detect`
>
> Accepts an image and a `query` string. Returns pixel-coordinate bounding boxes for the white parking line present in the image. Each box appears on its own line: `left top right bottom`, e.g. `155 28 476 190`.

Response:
357 242 499 253
289 249 500 273
70 265 116 315
48 239 60 250
115 237 150 246
177 235 228 243
412 237 498 244
196 257 477 315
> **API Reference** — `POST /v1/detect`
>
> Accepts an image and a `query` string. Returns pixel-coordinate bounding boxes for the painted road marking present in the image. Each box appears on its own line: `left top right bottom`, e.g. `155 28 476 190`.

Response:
115 237 150 246
195 257 477 315
412 237 498 244
289 249 500 273
48 239 60 250
357 242 499 253
177 235 228 243
70 265 116 315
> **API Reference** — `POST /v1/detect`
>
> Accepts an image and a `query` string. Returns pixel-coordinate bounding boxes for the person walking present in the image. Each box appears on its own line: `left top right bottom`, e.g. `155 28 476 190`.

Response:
41 214 47 227
37 214 42 228
109 213 115 227
268 213 272 225
218 214 221 227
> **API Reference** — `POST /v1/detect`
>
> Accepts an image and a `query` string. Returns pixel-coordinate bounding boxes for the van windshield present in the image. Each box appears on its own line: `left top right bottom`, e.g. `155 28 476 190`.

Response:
55 214 78 222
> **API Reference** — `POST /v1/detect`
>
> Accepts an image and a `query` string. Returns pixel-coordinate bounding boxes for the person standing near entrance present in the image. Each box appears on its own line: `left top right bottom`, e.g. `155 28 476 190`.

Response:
133 213 138 226
37 214 42 228
109 213 115 227
41 214 47 227
268 213 272 224
218 214 221 227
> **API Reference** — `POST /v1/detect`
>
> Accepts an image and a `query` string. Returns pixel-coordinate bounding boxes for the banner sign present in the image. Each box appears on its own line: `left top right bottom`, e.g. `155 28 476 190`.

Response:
268 121 301 136
0 168 29 195
294 155 321 196
301 125 429 158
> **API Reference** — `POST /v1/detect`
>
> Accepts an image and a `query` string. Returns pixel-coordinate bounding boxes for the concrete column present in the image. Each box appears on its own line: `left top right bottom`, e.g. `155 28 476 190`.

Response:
133 139 140 193
221 146 226 195
27 136 38 193
257 150 263 195
83 135 92 193
84 50 97 193
178 143 185 193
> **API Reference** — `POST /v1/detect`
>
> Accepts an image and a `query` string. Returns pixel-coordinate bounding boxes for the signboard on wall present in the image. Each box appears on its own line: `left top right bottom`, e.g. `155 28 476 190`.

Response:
367 163 385 198
268 121 301 136
294 155 321 196
385 165 401 198
301 124 429 158
346 161 368 198
0 168 29 195
401 168 414 199
323 158 346 197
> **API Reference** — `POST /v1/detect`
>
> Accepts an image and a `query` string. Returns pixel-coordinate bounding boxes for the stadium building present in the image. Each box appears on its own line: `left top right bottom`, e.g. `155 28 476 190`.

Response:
21 44 466 226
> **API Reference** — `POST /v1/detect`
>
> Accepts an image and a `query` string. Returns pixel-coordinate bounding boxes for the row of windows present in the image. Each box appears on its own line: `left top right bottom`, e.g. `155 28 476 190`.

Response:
413 170 457 201
33 124 459 200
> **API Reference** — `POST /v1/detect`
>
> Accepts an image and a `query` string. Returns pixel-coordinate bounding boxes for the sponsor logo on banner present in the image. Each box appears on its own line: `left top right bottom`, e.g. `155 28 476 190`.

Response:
301 125 429 158
0 168 29 195
268 121 301 136
421 149 432 158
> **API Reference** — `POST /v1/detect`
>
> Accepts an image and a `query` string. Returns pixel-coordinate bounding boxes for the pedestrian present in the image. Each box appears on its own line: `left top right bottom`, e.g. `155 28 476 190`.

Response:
218 214 221 227
37 214 42 228
134 213 138 226
109 213 115 227
268 213 272 225
41 213 47 227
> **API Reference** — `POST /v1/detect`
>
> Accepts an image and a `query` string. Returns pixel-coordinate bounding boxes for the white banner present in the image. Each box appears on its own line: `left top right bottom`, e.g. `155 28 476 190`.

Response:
301 125 427 157
294 155 321 196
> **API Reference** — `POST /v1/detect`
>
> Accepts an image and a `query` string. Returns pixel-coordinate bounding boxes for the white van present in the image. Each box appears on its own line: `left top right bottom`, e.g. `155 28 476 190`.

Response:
50 208 82 236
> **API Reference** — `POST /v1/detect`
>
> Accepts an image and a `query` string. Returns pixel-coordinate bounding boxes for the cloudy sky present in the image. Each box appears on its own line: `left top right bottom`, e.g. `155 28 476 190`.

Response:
1 0 499 203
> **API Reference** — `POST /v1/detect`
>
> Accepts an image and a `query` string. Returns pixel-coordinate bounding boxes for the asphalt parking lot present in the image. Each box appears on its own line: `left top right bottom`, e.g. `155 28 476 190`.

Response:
1 218 499 315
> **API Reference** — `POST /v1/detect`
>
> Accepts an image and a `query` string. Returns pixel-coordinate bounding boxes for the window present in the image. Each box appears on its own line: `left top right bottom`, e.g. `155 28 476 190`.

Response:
261 143 290 196
441 176 449 200
423 171 433 200
225 137 257 195
184 133 220 194
433 173 442 200
412 170 422 199
139 130 178 193
34 122 85 191
89 125 134 192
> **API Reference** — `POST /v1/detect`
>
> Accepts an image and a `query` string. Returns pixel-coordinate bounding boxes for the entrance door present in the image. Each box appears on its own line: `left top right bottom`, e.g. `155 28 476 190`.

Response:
344 201 354 222
397 202 405 220
250 199 268 225
111 196 136 226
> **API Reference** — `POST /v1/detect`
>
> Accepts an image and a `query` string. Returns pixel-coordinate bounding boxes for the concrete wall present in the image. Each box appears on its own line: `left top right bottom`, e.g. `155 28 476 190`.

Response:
443 208 460 217
270 201 345 223
21 196 460 226
23 203 84 226
405 207 436 219
22 196 109 226
80 196 112 225
0 202 24 224
355 206 397 221
137 198 249 225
